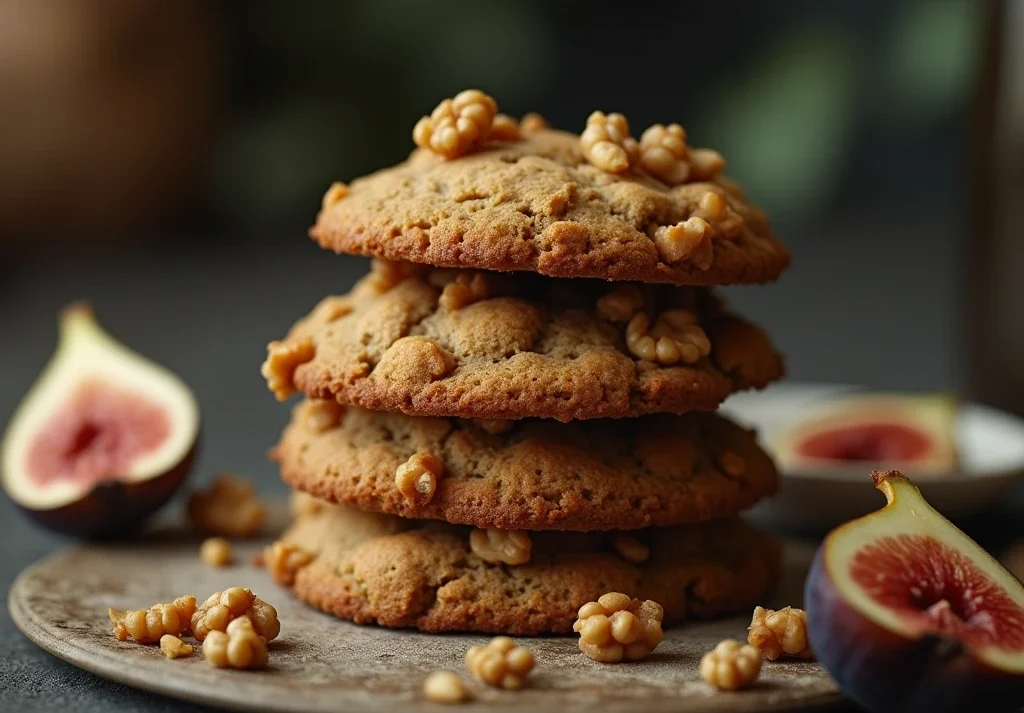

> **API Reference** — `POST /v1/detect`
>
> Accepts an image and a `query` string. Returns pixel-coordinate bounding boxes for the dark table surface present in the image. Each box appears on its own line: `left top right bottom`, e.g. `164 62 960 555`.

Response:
2 214 1022 712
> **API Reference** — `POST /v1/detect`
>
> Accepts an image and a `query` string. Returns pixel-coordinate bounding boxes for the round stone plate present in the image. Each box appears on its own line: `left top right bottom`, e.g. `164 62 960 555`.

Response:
9 506 843 713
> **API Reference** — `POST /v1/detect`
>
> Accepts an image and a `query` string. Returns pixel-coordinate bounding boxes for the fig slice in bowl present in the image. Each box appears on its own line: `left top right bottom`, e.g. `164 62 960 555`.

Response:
1 304 199 537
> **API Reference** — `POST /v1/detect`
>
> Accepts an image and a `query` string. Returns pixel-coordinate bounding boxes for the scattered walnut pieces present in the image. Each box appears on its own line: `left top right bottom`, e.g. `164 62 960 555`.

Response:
639 123 690 185
652 218 713 268
261 338 315 401
160 634 193 659
321 181 349 209
573 593 665 663
203 616 269 670
695 189 744 238
469 528 532 565
748 606 813 661
689 147 727 181
190 587 280 643
717 451 746 478
264 541 314 586
187 474 266 538
580 111 638 173
700 640 762 691
465 637 535 690
200 537 234 568
625 309 711 366
596 284 644 323
520 112 548 133
488 113 521 142
438 272 491 311
423 670 469 704
612 535 649 564
395 452 444 505
413 89 499 159
109 595 197 644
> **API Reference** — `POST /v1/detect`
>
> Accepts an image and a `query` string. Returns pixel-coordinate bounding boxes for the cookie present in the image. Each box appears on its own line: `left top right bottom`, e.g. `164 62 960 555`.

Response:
272 501 782 635
273 401 778 531
311 128 789 286
261 263 784 422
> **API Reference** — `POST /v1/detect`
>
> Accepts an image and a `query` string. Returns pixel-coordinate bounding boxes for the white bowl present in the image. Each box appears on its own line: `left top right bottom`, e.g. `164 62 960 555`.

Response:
721 383 1024 533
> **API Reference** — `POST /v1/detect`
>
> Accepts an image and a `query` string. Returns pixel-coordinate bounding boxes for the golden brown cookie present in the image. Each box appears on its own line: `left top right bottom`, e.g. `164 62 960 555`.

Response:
311 129 789 286
273 401 778 531
272 501 782 635
261 262 784 422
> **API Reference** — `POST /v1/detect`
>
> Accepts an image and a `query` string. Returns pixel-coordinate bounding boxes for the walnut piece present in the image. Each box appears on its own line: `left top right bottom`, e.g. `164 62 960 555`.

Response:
596 285 644 323
580 111 638 173
200 537 234 568
160 634 193 659
625 310 710 366
264 541 314 587
367 258 426 292
465 637 535 690
689 147 726 181
717 451 746 478
748 606 813 660
488 113 521 142
413 89 499 159
203 616 269 670
423 670 469 704
191 587 280 643
290 490 326 518
652 218 713 269
612 536 649 564
395 452 444 505
321 181 349 210
262 338 316 401
638 123 690 185
573 593 664 663
187 474 266 538
695 189 745 239
303 399 345 432
469 528 532 565
109 595 197 644
475 418 514 435
520 112 548 133
700 640 762 691
438 272 491 311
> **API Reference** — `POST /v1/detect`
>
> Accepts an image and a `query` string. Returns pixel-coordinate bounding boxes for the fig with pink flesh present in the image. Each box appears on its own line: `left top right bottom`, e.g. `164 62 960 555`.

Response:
806 470 1024 713
1 304 199 537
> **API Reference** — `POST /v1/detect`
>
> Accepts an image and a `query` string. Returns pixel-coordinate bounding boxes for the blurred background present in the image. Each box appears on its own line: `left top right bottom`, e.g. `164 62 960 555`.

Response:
0 0 1022 493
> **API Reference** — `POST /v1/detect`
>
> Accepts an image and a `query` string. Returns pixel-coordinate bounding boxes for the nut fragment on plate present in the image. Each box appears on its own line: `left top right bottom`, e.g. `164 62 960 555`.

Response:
261 338 316 401
109 594 197 644
469 528 532 565
264 540 314 586
395 452 444 505
423 670 470 704
190 587 280 642
580 111 638 173
413 89 499 159
203 617 269 670
187 474 266 538
160 634 193 659
748 606 814 660
573 593 665 662
200 537 234 567
465 637 535 689
700 640 762 691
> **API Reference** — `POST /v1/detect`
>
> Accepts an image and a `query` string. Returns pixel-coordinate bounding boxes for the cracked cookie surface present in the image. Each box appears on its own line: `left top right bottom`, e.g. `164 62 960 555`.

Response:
274 401 778 531
272 500 782 635
311 129 789 286
262 263 784 422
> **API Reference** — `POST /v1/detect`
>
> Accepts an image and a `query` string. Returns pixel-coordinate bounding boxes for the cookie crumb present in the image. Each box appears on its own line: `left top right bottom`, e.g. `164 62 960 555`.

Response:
203 617 269 670
748 606 813 660
465 637 535 689
160 634 193 659
200 537 234 568
395 452 444 505
109 595 197 644
580 111 638 173
262 339 316 401
188 474 266 538
469 528 531 565
700 640 762 691
423 670 469 704
191 587 280 643
573 593 664 662
413 89 498 159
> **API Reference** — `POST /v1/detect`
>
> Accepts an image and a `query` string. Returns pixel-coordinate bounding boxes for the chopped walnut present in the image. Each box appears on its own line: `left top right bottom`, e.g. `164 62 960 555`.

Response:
475 418 515 435
413 89 498 159
748 606 813 660
321 181 349 210
367 258 425 292
488 113 521 142
596 285 644 323
439 272 491 311
187 474 266 538
303 399 345 432
625 310 710 366
638 123 690 185
203 617 269 670
465 637 535 690
191 587 280 643
423 670 469 704
520 112 548 133
160 634 193 659
689 147 726 181
469 528 532 565
200 537 234 568
652 218 713 269
700 640 762 691
262 339 315 401
717 451 746 478
290 490 326 518
612 536 649 564
264 541 314 587
580 111 638 173
695 190 744 238
109 595 197 644
573 593 664 663
395 452 444 505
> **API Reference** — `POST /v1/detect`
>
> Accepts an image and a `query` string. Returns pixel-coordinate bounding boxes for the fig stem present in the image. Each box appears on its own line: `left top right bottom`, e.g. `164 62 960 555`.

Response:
870 469 912 506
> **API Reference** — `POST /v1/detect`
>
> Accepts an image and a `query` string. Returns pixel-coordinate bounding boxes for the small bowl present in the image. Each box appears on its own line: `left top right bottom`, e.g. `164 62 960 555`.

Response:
721 383 1024 533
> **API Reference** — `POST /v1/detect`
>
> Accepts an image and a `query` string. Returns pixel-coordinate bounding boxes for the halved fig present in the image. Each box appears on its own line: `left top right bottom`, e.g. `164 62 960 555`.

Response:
775 393 958 472
805 470 1024 713
1 304 199 537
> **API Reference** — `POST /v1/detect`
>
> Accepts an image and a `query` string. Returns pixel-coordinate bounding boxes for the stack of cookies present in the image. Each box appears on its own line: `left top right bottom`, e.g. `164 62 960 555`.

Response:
260 91 791 635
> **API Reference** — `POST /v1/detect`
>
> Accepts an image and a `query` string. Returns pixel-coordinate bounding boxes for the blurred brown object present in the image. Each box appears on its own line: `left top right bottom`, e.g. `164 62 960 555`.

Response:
0 0 220 253
1001 540 1024 583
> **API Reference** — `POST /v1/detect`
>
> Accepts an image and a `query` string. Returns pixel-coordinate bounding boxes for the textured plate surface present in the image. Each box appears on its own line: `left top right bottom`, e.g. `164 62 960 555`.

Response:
8 511 843 713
